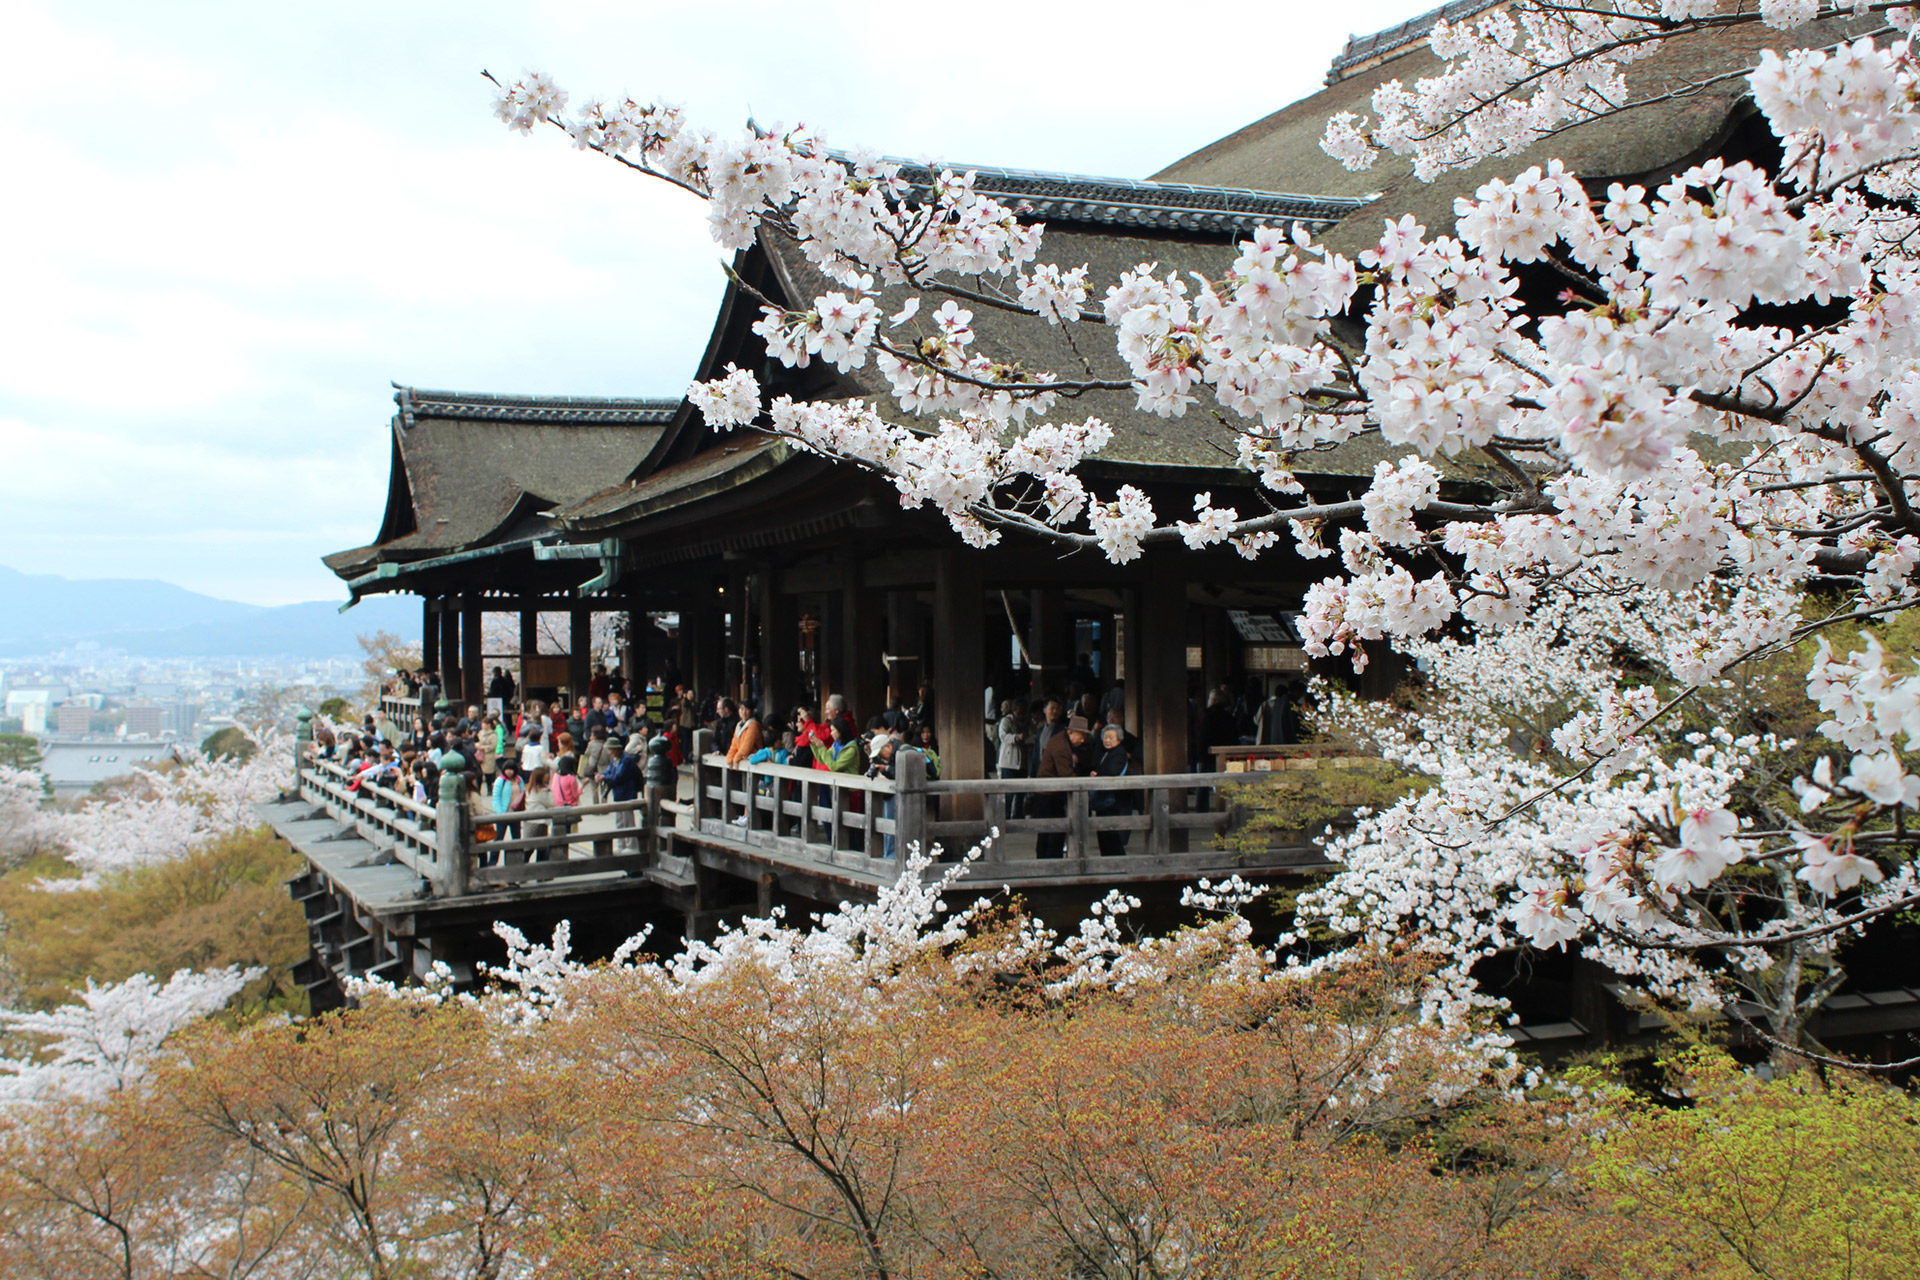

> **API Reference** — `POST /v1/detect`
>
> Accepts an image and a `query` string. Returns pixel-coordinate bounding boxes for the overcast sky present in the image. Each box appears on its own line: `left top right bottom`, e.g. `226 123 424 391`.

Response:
0 0 1425 606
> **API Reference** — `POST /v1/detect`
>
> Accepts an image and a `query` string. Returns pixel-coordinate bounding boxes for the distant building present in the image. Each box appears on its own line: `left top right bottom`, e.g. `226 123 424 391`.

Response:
123 704 164 737
165 700 203 737
4 689 55 720
38 739 172 797
55 704 90 737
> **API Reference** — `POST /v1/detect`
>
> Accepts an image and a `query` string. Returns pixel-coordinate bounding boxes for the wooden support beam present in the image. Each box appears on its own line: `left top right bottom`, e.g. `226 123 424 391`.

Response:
568 607 591 703
690 591 723 697
420 597 434 669
886 590 920 709
1139 559 1188 778
933 552 985 812
438 606 460 705
1030 588 1070 699
460 602 483 713
519 609 539 664
840 568 886 725
730 568 750 706
758 573 801 722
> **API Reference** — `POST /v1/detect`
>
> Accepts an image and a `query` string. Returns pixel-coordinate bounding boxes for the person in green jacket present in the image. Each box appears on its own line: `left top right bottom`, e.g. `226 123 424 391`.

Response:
811 717 865 774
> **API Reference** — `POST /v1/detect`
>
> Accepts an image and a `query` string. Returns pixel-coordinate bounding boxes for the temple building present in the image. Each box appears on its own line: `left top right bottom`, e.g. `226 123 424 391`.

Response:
262 3 1920 1054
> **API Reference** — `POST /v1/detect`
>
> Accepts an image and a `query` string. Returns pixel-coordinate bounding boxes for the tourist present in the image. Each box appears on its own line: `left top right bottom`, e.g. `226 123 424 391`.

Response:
602 735 642 856
868 732 900 857
994 697 1028 818
600 736 641 802
1035 714 1092 858
1090 723 1140 857
491 760 524 847
913 723 941 780
468 771 499 867
476 714 500 784
725 712 763 767
643 732 675 856
811 716 864 776
486 666 515 703
520 727 550 774
412 755 438 807
581 724 610 803
524 766 555 861
712 698 742 754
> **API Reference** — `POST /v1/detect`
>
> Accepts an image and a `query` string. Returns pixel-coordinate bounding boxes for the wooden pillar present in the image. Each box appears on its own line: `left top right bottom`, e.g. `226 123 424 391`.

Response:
1029 588 1070 699
758 573 801 723
933 552 985 802
1139 559 1188 777
1201 604 1232 697
729 568 751 706
840 570 886 727
568 607 592 702
519 609 539 669
420 597 434 668
1121 586 1143 735
673 595 693 688
886 590 920 709
460 602 482 710
438 605 460 703
690 590 724 697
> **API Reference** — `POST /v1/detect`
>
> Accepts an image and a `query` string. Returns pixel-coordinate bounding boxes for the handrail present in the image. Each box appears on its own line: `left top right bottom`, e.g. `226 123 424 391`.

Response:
696 735 1351 870
700 753 896 793
310 757 438 820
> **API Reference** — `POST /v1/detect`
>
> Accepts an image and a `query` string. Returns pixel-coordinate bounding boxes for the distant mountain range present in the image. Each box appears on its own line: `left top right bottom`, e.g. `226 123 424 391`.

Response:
0 566 420 660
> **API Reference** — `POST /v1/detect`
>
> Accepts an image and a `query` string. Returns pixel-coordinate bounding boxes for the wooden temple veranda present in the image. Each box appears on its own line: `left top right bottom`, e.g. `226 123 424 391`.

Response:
260 3 1920 1054
274 171 1417 1009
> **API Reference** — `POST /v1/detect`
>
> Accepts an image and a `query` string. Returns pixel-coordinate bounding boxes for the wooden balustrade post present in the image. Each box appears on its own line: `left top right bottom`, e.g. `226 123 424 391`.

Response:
293 707 312 795
693 729 715 830
894 748 927 859
1148 785 1171 856
1068 788 1093 862
435 750 470 898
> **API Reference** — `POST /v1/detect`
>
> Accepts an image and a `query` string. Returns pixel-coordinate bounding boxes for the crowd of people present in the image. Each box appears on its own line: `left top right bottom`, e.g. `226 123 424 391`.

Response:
332 657 1308 866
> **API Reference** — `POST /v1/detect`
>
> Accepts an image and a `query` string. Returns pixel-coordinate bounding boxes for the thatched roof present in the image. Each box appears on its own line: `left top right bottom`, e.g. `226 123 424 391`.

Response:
323 387 677 581
754 223 1501 489
1155 7 1872 258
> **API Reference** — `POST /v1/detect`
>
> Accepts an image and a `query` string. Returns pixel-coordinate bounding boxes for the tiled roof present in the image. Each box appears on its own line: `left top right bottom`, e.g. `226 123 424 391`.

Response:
396 386 680 427
884 161 1370 234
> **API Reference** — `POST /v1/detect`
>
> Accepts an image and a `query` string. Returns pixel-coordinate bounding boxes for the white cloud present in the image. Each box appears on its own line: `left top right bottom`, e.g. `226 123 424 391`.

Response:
0 0 1423 604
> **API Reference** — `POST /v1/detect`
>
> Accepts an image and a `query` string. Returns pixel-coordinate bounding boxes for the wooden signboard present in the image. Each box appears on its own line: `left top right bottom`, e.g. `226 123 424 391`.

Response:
1244 646 1309 673
521 656 570 690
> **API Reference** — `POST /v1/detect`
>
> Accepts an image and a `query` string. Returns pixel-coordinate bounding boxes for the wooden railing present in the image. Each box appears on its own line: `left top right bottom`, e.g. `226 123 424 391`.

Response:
292 712 1345 903
298 755 444 882
293 712 662 899
379 693 422 723
694 734 1342 883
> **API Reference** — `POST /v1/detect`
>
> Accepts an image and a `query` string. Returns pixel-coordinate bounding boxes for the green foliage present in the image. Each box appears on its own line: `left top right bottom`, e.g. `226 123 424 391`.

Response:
1218 757 1431 852
0 829 308 1018
316 696 350 721
1587 1050 1920 1278
198 726 255 762
0 735 42 771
